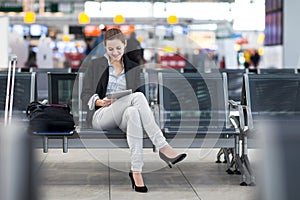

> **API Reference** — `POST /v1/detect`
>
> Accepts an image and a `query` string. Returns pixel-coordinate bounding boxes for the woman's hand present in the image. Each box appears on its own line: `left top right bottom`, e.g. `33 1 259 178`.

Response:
96 97 115 107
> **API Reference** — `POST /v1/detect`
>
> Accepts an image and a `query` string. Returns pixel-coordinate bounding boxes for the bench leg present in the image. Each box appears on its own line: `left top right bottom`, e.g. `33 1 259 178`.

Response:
43 136 48 153
223 148 232 168
216 148 223 163
242 136 256 186
226 148 236 175
234 135 248 186
63 136 68 153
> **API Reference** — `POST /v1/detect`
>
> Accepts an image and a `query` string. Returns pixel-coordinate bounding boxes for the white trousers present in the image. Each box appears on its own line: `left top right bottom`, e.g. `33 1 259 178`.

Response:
92 92 168 172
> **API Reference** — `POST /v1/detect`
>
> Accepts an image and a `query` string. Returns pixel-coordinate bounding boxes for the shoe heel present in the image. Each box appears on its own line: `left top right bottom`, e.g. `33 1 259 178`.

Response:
128 172 135 189
159 151 187 168
165 161 172 168
128 171 148 193
159 152 172 168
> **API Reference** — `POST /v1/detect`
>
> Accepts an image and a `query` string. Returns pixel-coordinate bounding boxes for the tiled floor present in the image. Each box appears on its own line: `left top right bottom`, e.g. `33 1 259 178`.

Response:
35 148 260 200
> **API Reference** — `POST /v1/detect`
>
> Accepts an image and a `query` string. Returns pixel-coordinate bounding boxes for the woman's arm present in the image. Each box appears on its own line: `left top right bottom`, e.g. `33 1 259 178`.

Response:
124 55 142 93
81 61 97 107
81 57 110 109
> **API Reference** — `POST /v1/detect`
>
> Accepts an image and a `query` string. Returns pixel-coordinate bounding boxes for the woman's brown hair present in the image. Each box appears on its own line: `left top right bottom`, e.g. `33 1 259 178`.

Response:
104 28 126 45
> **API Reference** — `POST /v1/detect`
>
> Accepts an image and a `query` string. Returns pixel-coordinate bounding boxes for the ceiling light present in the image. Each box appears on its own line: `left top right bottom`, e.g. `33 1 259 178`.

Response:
167 15 178 25
78 12 90 24
24 12 35 23
114 14 125 24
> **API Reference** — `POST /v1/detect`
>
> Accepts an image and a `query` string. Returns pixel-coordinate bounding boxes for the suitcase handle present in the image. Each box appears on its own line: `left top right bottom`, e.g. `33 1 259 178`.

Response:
4 54 18 127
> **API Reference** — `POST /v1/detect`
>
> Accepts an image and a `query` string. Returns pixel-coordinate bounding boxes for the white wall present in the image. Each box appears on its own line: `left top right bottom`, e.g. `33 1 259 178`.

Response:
261 46 283 68
283 1 300 68
0 16 9 68
216 38 236 68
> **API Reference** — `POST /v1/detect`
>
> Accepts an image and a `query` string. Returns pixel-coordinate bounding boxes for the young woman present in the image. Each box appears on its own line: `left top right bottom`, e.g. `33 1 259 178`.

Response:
81 28 187 193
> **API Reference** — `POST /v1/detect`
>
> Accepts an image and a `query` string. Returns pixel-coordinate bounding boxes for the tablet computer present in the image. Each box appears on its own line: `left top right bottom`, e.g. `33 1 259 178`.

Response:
106 89 132 99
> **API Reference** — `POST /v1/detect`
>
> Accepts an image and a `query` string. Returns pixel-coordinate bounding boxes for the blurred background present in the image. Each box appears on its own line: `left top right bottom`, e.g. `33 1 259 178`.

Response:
1 1 300 200
0 0 288 72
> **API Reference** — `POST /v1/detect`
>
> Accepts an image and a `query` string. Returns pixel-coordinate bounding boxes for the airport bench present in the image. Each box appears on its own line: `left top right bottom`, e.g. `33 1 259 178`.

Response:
241 73 300 138
32 71 252 184
257 67 297 74
33 72 151 153
31 72 78 153
215 69 247 103
0 72 37 123
35 71 238 144
30 67 71 101
156 72 249 179
234 73 300 186
157 72 237 138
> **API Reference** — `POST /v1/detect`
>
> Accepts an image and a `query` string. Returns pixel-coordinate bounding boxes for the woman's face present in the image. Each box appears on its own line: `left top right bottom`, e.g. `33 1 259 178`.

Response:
105 39 126 63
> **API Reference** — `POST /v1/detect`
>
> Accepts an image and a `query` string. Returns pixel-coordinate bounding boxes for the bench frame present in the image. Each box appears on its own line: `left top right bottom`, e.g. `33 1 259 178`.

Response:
32 70 253 186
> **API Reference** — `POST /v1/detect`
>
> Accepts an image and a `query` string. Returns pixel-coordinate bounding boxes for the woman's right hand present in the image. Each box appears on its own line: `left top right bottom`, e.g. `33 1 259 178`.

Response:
96 97 115 107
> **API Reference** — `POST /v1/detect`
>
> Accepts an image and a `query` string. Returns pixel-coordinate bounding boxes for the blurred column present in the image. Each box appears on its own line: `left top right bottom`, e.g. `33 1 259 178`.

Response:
259 120 300 200
39 0 45 14
22 0 34 12
0 125 38 200
0 17 9 68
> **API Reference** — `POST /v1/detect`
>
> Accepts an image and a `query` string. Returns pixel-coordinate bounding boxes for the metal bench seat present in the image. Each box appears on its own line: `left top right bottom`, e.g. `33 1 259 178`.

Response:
157 72 239 138
234 73 300 186
0 72 37 122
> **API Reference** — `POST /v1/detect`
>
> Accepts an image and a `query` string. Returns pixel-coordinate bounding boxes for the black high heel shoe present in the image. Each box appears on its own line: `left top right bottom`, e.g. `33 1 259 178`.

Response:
128 171 148 193
159 152 187 168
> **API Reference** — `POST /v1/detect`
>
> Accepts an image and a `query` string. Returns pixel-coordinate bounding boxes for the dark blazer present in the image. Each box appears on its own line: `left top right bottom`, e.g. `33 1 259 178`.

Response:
81 54 141 126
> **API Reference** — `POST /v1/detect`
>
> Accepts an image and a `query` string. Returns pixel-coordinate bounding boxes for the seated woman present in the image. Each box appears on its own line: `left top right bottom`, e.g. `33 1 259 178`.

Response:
81 28 187 193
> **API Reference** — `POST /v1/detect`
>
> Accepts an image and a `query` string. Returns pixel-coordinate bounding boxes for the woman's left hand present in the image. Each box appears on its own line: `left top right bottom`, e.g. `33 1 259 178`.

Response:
102 97 116 107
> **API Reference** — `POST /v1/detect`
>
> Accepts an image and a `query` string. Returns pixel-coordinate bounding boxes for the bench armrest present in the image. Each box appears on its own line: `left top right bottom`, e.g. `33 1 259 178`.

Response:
228 99 239 108
228 100 253 132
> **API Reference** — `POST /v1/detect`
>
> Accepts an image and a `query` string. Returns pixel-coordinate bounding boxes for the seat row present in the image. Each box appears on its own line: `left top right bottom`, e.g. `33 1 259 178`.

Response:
2 68 300 186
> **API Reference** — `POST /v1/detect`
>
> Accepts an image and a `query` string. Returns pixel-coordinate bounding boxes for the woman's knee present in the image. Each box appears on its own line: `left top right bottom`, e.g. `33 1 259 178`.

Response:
132 92 147 103
133 92 145 99
125 106 140 119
